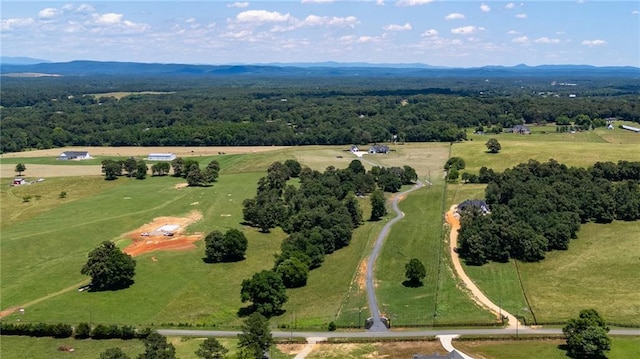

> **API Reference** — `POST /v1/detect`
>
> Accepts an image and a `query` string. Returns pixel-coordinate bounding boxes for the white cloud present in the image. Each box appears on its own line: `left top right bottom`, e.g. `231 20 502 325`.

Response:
358 36 375 43
516 13 527 19
445 13 465 20
94 13 124 25
236 10 291 23
451 26 482 35
582 39 606 47
632 10 639 15
186 18 197 24
421 29 438 37
76 4 95 13
507 30 519 35
383 22 412 31
534 37 560 44
301 15 359 27
505 3 516 9
227 2 249 8
376 0 385 5
512 36 529 44
1 17 35 31
222 30 252 39
38 8 59 18
480 3 490 12
301 0 335 3
396 0 434 7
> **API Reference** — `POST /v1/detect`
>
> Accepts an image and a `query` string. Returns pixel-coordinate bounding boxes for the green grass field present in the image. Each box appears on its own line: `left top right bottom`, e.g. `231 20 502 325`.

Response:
0 336 293 359
456 337 640 359
448 129 640 326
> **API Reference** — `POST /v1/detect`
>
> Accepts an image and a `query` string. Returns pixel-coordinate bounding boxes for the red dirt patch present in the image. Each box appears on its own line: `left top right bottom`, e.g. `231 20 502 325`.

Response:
122 211 204 257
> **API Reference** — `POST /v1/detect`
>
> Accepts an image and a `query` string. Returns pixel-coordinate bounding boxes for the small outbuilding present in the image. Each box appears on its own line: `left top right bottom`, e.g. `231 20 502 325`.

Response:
57 151 91 161
12 178 27 186
621 125 640 133
147 153 177 161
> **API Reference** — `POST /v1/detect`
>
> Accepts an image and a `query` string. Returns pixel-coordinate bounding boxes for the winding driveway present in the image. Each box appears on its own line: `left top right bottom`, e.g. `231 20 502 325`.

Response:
445 206 520 329
365 179 425 331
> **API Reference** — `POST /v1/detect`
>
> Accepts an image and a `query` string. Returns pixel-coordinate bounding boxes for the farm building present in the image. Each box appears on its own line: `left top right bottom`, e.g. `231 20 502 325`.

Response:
57 151 91 161
504 125 530 134
368 145 389 154
622 125 640 133
148 153 177 161
350 145 360 153
12 178 27 186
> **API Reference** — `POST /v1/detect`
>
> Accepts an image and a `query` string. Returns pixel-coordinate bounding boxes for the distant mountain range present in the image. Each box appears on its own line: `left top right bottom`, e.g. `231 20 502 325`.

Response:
1 59 638 78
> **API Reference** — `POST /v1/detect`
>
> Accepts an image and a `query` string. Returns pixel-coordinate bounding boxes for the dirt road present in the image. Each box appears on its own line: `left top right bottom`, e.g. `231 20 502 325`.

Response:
445 205 520 329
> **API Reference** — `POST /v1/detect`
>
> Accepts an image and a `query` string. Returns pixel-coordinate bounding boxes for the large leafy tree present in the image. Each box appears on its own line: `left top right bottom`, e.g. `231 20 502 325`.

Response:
81 241 136 291
15 163 26 176
563 309 611 359
151 162 171 176
275 257 309 288
102 160 122 180
485 138 502 153
100 347 130 359
240 270 288 317
370 189 386 221
404 258 426 286
195 338 228 359
138 332 176 359
204 229 248 263
237 313 273 359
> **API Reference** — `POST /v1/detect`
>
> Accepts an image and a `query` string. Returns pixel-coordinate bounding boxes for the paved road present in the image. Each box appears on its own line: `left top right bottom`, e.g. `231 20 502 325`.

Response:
158 327 640 338
365 179 425 331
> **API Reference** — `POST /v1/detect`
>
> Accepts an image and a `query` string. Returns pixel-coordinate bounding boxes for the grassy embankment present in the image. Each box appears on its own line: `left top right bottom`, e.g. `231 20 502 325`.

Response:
448 125 640 325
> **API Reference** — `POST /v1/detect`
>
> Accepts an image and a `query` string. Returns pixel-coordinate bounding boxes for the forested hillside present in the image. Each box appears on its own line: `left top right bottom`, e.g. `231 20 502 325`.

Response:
1 75 638 153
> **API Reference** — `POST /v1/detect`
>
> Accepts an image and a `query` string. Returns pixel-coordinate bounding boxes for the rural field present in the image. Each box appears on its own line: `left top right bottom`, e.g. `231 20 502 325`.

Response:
1 126 639 358
449 125 640 326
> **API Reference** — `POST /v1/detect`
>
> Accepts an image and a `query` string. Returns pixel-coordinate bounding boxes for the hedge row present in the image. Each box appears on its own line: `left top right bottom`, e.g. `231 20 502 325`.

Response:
0 322 151 340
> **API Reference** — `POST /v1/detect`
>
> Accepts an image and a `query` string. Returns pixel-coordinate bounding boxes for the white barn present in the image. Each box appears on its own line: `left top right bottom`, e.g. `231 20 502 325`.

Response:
57 151 91 160
148 153 177 161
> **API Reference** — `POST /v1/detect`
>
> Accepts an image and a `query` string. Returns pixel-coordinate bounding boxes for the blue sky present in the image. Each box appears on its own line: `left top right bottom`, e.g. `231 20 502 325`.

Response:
2 1 639 67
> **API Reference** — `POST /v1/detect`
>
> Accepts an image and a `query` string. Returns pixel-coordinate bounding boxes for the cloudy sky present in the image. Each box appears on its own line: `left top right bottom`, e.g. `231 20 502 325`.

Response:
2 1 639 67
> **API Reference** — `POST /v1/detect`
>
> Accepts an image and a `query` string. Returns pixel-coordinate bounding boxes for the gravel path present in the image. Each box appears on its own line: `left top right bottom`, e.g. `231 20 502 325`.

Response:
365 179 424 332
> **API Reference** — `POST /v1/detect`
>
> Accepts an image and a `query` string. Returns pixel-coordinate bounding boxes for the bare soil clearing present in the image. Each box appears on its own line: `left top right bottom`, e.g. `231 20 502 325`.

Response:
122 210 204 257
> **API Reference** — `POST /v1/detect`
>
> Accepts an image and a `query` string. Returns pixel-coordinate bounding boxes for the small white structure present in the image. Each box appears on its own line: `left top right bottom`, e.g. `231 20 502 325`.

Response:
621 125 640 133
148 153 177 161
12 178 27 186
350 145 360 153
57 151 91 161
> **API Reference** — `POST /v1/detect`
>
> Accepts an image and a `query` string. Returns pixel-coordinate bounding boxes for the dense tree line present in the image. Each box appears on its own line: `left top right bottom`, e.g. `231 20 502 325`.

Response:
240 159 416 316
2 76 638 153
457 159 640 265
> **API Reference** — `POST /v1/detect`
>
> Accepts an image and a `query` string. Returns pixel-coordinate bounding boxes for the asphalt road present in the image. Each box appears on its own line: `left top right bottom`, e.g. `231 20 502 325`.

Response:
158 327 640 338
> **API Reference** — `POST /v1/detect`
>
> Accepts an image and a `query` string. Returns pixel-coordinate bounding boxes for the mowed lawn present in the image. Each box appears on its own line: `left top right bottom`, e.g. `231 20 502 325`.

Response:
374 183 496 326
448 132 640 326
456 337 640 359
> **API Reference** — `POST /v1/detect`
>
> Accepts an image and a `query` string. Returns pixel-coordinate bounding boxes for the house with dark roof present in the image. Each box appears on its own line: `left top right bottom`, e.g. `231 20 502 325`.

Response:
511 125 530 134
368 145 389 154
413 350 467 359
457 199 490 214
57 151 91 160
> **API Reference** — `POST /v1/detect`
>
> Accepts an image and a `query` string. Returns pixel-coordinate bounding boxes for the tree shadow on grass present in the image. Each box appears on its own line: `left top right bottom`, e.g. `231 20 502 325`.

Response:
237 305 285 319
402 280 423 288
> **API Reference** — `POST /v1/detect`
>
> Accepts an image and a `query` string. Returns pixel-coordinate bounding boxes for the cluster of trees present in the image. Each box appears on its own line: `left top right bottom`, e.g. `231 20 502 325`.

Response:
204 228 248 263
96 313 271 359
81 241 136 291
457 159 640 265
170 157 220 186
240 159 417 316
102 158 149 180
445 156 466 182
3 76 638 154
101 156 220 186
0 321 148 340
562 309 611 359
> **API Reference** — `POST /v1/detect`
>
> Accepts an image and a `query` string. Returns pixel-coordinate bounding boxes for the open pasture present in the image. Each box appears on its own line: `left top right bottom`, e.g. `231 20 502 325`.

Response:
448 133 640 326
2 144 480 330
84 91 176 100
